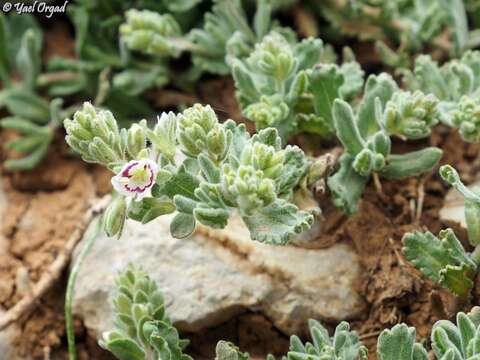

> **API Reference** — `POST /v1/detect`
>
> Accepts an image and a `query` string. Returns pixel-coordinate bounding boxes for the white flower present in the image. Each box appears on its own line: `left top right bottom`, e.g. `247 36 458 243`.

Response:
111 159 158 201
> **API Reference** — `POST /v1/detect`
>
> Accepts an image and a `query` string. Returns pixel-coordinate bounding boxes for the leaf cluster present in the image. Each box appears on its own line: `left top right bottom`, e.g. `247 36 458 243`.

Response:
232 31 364 140
404 51 480 142
217 308 480 360
0 14 76 170
100 264 192 360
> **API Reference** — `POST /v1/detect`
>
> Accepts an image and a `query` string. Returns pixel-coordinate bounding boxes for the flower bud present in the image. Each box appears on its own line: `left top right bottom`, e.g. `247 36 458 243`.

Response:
206 126 232 163
177 104 220 157
221 163 277 215
243 95 289 129
383 90 439 140
249 32 295 82
103 196 127 238
452 95 480 142
147 112 177 162
120 9 182 57
352 148 374 177
127 123 147 159
439 165 459 186
64 102 124 168
241 142 284 180
88 138 119 165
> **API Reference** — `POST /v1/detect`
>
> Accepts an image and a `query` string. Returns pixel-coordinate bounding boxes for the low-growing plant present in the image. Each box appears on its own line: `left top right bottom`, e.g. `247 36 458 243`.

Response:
403 165 480 298
327 73 443 215
64 102 315 244
231 30 364 140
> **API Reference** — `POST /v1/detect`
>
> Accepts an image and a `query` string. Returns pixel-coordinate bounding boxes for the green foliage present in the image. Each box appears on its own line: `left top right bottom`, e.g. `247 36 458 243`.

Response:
0 14 73 170
403 229 476 297
218 308 480 360
403 165 480 297
327 74 442 215
452 95 480 142
64 102 128 170
65 103 314 244
382 90 440 140
189 0 286 76
120 9 183 58
217 319 368 360
376 308 480 360
316 0 470 65
404 51 480 142
215 341 250 360
99 264 192 360
116 0 292 82
282 319 368 360
46 0 178 119
100 269 480 360
431 309 480 359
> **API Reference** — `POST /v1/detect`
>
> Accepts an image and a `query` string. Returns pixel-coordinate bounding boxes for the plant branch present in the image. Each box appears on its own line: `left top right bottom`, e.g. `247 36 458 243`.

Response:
66 215 103 360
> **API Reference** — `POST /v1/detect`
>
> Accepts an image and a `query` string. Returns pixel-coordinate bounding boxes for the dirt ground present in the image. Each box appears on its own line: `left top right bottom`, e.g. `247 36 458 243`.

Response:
2 14 480 360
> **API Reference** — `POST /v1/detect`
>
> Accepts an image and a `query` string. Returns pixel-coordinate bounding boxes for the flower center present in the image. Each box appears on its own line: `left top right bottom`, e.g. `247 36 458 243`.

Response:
130 165 150 184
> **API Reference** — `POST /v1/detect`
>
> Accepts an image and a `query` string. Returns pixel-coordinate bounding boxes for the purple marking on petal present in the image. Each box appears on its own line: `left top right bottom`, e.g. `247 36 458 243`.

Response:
125 184 148 192
121 161 139 177
123 164 156 193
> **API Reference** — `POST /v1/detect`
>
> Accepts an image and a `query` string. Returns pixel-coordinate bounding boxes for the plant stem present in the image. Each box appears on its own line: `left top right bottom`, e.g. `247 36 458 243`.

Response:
471 244 480 265
66 217 102 360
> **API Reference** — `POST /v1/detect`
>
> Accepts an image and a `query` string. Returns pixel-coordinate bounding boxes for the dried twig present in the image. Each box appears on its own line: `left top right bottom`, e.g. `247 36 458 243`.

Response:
388 237 405 266
373 172 384 196
0 195 110 330
415 179 425 223
359 329 382 340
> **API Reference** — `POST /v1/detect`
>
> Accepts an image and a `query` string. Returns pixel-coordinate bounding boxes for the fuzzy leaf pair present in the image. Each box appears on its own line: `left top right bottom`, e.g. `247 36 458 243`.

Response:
327 75 442 214
377 324 428 360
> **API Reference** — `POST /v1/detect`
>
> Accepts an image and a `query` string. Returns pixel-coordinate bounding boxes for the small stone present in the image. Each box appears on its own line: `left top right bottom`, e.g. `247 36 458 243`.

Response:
439 180 480 228
72 214 365 338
